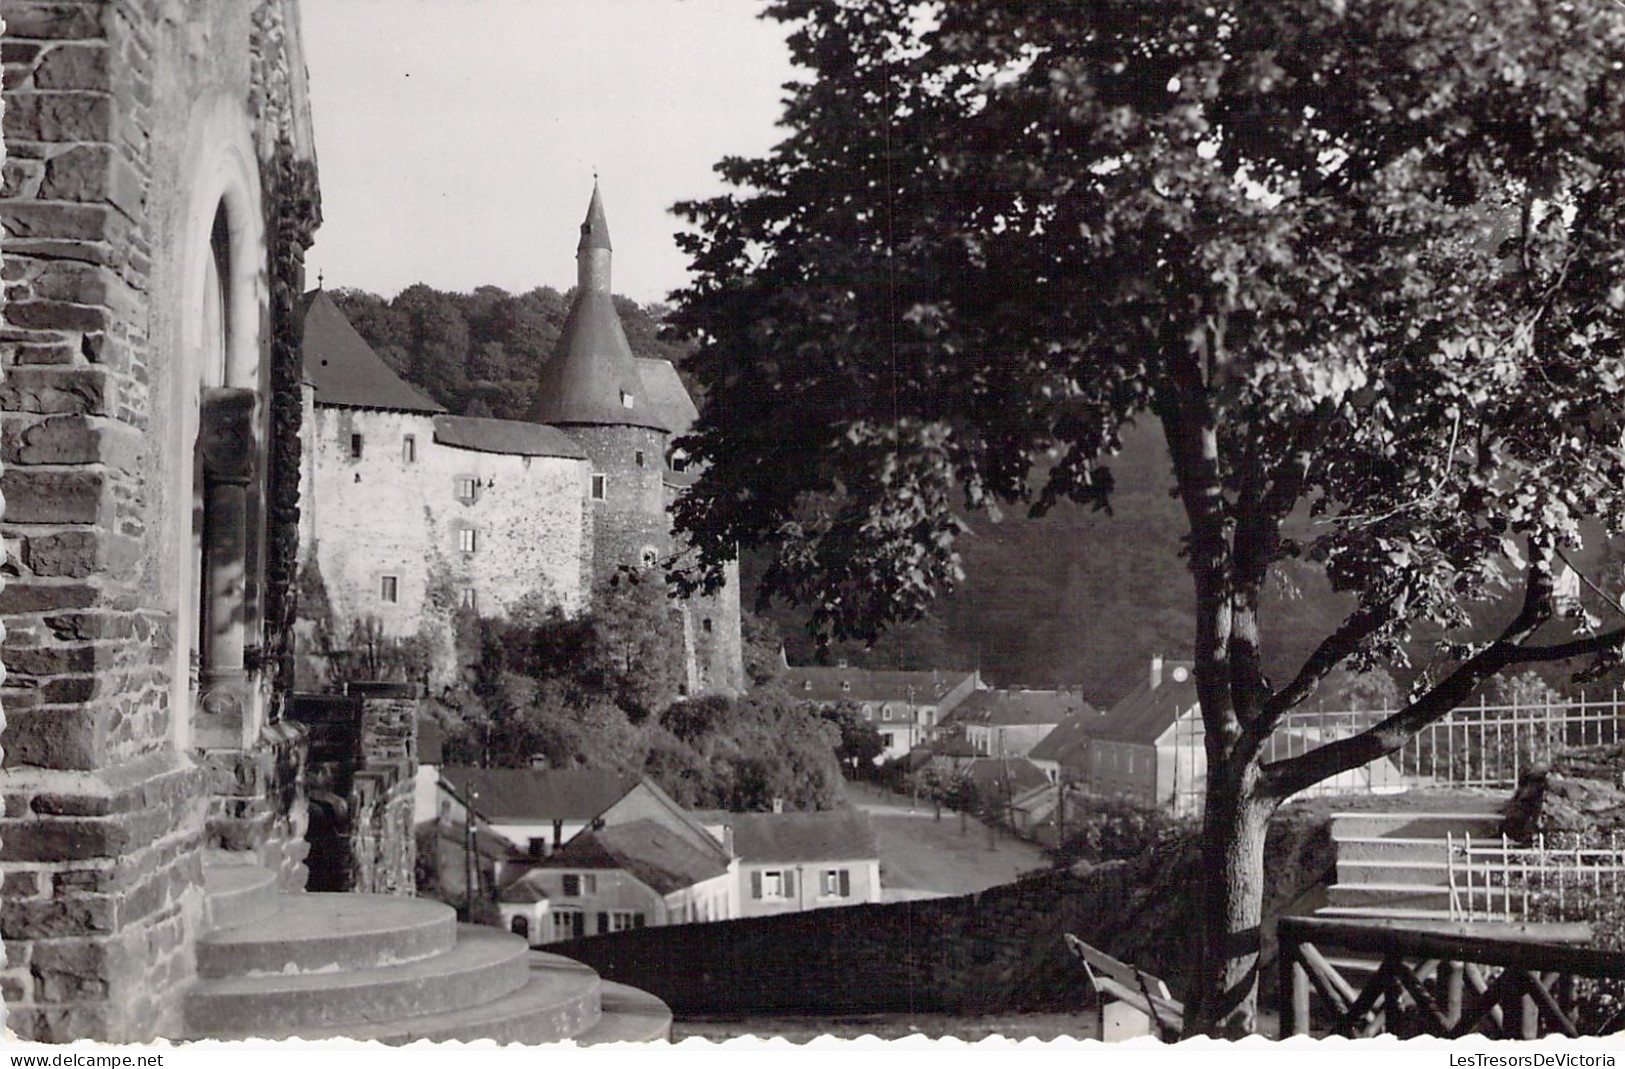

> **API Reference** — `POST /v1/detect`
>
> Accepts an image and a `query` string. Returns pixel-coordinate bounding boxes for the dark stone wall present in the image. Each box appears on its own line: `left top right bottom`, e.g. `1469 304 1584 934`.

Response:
286 685 417 896
554 813 1335 1019
566 423 670 580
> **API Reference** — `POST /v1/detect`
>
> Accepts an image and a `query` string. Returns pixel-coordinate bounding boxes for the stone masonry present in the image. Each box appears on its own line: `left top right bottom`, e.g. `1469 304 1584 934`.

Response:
0 0 320 1041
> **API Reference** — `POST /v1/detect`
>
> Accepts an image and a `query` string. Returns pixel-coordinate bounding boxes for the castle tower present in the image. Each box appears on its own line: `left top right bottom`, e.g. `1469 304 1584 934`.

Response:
528 185 744 695
527 184 671 582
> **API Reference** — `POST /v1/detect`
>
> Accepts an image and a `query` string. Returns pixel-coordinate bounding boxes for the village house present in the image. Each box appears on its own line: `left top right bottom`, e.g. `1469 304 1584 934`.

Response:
515 817 737 944
943 687 1096 758
1084 657 1405 816
1027 707 1101 784
781 663 981 760
723 809 883 916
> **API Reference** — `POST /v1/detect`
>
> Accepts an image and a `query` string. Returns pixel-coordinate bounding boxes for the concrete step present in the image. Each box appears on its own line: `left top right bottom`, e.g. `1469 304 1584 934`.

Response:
1326 883 1453 910
572 981 672 1045
1330 812 1504 841
1334 837 1461 864
182 924 529 1037
201 865 279 933
1314 904 1458 923
208 951 607 1044
197 893 457 978
1336 859 1455 886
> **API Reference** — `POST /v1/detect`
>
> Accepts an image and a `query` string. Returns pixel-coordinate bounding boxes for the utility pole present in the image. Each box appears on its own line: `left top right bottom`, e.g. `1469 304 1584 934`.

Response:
465 787 479 921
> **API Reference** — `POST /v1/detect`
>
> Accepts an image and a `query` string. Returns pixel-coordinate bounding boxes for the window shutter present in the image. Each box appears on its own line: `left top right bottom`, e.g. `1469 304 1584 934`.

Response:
633 913 646 928
572 912 584 938
783 870 795 897
596 912 609 935
750 871 762 899
839 869 851 897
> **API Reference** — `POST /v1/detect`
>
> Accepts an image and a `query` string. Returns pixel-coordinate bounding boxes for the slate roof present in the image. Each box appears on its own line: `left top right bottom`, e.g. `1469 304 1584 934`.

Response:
1088 664 1200 745
635 357 699 438
1027 710 1105 765
963 756 1050 798
928 736 983 758
729 809 879 864
525 188 667 431
782 666 978 706
300 289 445 413
439 767 640 823
432 414 585 459
539 819 729 895
497 869 549 904
944 688 1096 728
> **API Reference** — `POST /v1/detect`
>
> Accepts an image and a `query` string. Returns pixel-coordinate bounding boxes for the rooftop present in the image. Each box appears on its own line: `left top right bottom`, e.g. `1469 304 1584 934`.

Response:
432 414 585 460
300 289 445 414
539 819 730 895
729 809 879 864
438 767 640 823
1088 662 1200 744
944 688 1096 728
1027 710 1104 765
782 666 979 705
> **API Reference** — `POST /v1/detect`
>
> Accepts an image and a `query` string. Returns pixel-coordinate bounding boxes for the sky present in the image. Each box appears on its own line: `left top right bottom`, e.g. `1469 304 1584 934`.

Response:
298 0 799 305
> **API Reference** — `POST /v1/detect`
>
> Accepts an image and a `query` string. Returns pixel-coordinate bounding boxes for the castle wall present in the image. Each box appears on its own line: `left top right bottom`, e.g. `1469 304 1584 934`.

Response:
564 423 669 580
303 404 591 677
0 0 317 1041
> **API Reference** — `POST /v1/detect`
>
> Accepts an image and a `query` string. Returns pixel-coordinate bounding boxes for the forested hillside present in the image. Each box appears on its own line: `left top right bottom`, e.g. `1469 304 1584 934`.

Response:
752 418 1357 706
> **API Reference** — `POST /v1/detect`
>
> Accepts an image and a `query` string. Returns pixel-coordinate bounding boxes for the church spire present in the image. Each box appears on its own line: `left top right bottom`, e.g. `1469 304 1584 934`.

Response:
578 180 612 253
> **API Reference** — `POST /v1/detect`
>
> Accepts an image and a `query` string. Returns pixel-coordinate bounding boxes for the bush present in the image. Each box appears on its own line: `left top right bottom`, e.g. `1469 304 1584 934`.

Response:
1054 793 1198 865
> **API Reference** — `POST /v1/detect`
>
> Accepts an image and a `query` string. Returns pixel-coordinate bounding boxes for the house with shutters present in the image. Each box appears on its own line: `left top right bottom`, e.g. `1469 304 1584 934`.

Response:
436 766 644 863
514 817 737 944
726 810 882 917
781 663 982 760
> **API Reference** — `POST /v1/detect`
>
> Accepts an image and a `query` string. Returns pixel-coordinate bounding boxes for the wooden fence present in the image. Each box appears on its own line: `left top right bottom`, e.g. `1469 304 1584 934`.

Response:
1277 916 1625 1039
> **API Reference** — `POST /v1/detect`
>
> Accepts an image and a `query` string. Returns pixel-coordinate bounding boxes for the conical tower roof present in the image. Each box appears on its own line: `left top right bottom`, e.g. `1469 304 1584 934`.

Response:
526 186 667 431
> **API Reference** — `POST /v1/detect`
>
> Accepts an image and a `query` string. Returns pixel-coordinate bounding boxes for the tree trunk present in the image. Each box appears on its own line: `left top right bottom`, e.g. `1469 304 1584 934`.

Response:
1184 760 1274 1039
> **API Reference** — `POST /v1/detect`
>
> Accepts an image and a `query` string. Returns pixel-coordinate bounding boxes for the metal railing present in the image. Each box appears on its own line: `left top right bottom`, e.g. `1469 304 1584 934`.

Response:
1167 692 1625 816
1448 831 1625 924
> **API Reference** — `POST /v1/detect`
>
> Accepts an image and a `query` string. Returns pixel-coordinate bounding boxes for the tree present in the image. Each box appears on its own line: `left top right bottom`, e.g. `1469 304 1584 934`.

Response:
815 699 885 775
668 0 1625 1036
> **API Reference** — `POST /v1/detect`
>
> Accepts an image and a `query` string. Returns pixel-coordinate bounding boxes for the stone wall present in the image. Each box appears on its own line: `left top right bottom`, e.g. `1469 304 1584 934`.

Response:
300 405 591 684
0 0 319 1041
286 685 417 896
556 811 1335 1019
565 423 669 581
199 721 309 891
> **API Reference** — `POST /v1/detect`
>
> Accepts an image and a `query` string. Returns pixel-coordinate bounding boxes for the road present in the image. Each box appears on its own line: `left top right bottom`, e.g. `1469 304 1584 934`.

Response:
845 780 1052 901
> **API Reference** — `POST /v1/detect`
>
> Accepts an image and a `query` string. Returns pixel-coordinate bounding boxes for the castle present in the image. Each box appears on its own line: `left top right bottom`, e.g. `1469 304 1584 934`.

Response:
294 185 744 696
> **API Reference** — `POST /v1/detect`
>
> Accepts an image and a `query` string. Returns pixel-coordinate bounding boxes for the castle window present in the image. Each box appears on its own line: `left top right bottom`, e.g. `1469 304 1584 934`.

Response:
635 450 645 467
590 474 606 501
460 587 478 612
620 391 635 410
403 435 416 463
350 433 364 459
380 575 398 603
701 618 713 633
458 528 479 554
841 680 851 692
455 476 479 504
640 546 659 569
669 449 689 473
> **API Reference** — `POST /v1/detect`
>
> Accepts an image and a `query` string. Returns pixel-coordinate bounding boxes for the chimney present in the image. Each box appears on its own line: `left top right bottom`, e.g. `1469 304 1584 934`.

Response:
1150 655 1164 690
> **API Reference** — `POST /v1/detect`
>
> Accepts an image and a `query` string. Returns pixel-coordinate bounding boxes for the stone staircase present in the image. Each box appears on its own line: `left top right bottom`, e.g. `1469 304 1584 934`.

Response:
178 865 670 1044
1318 809 1507 924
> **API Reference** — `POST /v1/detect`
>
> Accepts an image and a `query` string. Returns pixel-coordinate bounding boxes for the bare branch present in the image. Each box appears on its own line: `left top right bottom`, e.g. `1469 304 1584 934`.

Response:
1242 605 1389 754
